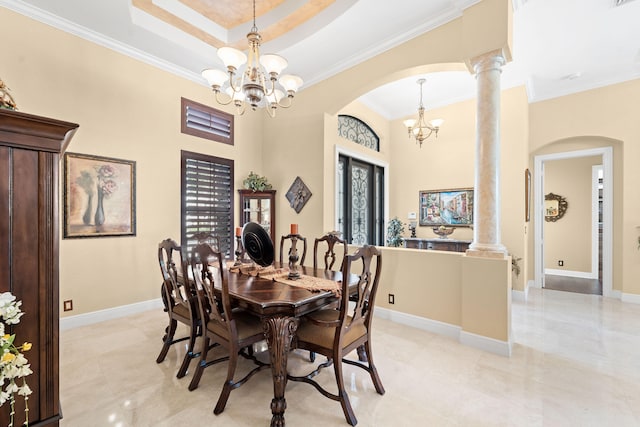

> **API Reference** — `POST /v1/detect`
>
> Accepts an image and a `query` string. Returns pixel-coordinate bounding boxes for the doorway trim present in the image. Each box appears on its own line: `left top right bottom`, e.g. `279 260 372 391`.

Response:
334 145 390 240
533 147 613 297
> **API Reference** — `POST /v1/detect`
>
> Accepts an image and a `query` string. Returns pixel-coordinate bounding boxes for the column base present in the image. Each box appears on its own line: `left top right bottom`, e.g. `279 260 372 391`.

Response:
466 243 507 258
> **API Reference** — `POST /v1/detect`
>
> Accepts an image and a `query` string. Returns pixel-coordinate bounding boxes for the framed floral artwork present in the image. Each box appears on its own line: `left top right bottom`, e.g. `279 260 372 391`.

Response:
63 152 136 238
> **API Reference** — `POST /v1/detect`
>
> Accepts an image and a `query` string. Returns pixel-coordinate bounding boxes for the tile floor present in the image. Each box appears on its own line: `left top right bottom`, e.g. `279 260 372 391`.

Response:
59 288 640 426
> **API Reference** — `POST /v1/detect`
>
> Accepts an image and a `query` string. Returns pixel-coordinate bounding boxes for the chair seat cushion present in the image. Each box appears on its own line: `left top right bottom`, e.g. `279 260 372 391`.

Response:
206 309 264 341
172 301 191 318
297 309 366 350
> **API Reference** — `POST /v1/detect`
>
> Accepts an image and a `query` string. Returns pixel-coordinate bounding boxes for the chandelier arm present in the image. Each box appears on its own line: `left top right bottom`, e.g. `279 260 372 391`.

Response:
263 75 279 97
235 101 246 116
213 90 234 106
264 104 277 118
226 69 241 93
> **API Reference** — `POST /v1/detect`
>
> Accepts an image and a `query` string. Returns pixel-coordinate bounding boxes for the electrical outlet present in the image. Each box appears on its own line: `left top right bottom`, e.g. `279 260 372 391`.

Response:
558 260 564 267
388 294 395 304
63 300 73 312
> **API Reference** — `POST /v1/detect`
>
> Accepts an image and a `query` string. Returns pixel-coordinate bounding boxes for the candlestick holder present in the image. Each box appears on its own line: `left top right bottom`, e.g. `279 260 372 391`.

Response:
234 234 245 266
287 234 300 280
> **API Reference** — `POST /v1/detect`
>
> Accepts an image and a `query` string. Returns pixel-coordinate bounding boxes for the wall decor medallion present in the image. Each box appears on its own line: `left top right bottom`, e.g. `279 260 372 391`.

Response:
286 176 311 213
64 152 136 238
544 192 568 222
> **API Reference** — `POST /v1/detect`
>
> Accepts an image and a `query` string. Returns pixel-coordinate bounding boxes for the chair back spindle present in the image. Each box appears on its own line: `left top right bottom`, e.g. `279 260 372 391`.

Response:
190 242 232 331
313 232 347 271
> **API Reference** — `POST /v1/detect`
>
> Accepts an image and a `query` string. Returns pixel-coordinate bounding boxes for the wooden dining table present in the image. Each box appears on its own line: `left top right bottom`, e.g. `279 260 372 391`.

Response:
225 263 353 427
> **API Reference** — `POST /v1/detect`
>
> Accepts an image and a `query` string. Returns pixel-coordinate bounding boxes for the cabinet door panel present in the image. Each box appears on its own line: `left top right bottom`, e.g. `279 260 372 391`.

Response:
0 147 9 290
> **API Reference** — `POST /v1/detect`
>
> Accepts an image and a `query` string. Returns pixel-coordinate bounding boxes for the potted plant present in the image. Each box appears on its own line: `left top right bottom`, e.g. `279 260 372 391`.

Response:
386 217 405 247
243 171 272 192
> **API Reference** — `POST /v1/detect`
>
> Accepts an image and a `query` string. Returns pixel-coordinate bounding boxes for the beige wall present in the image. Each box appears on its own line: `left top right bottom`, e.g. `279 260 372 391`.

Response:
544 156 601 274
3 8 264 314
529 79 640 295
2 0 541 348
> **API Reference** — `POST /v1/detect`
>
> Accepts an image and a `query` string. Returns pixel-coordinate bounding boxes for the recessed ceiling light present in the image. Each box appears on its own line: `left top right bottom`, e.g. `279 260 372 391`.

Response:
615 0 638 6
561 72 582 80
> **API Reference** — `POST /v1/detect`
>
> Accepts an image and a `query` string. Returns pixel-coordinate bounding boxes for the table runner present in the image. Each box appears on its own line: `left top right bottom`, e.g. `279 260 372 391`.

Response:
226 262 341 296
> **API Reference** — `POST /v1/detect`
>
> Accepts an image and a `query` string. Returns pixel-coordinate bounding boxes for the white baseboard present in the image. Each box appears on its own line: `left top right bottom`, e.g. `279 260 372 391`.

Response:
460 331 512 357
61 299 511 357
606 289 622 300
544 268 596 279
512 280 532 302
621 292 640 304
375 306 510 357
375 306 460 339
60 298 163 331
512 289 526 302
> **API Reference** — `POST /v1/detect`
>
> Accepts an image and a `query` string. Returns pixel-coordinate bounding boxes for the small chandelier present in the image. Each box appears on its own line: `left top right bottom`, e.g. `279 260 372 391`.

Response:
403 78 443 147
201 0 303 117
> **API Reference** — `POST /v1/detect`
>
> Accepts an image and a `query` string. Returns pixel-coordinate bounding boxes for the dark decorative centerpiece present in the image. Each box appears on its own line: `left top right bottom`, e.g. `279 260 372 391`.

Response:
433 225 454 239
242 222 274 267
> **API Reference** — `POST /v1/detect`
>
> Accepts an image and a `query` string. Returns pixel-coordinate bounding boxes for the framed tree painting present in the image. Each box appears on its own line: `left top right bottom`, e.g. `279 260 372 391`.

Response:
64 152 136 238
419 187 474 227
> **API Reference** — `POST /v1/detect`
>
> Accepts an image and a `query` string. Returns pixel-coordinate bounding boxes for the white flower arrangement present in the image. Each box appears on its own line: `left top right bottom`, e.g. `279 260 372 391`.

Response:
0 292 32 427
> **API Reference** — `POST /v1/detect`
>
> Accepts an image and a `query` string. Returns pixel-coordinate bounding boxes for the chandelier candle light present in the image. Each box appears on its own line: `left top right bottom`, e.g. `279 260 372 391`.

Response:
201 0 303 117
403 78 443 147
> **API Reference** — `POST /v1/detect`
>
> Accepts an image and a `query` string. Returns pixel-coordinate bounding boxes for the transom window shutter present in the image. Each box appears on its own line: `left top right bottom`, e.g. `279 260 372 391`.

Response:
181 97 234 145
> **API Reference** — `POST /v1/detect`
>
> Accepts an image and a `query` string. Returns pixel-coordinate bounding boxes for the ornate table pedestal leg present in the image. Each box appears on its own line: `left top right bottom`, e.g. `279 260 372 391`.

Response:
263 315 299 427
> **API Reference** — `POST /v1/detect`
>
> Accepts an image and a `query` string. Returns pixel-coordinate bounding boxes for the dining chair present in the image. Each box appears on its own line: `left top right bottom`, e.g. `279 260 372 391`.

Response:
188 242 270 414
190 231 221 250
156 238 200 379
306 231 348 362
313 232 348 271
288 245 385 426
279 233 307 266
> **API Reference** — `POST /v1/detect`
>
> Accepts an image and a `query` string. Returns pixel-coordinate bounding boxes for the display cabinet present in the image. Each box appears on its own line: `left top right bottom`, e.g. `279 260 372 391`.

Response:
0 109 78 426
238 189 276 243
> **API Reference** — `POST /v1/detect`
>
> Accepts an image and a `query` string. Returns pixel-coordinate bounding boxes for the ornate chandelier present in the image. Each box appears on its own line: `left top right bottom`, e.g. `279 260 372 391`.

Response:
201 0 303 117
402 78 443 147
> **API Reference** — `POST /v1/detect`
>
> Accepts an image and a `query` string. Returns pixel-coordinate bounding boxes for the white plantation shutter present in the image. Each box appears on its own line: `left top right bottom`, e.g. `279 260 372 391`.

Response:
181 151 234 258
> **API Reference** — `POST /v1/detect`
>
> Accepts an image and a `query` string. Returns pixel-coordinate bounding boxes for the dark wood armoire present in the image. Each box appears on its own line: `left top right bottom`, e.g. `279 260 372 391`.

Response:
0 109 78 426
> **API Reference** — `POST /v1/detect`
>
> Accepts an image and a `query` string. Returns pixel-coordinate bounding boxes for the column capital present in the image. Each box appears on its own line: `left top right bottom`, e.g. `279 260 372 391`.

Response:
470 49 506 75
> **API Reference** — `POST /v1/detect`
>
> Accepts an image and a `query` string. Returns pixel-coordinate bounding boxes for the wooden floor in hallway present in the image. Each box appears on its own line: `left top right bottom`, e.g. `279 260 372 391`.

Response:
544 274 602 295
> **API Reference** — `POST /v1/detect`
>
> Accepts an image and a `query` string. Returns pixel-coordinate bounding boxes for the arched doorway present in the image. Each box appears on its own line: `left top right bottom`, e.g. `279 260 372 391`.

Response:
533 146 613 297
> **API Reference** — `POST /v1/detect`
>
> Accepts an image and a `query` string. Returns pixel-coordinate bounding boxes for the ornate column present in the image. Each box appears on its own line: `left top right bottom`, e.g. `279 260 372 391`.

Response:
467 50 507 258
